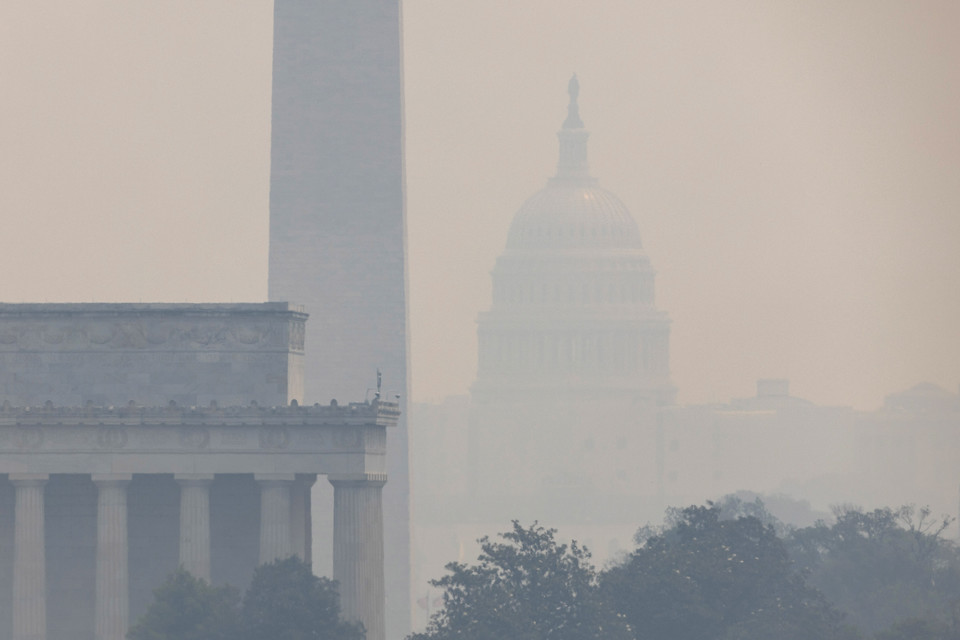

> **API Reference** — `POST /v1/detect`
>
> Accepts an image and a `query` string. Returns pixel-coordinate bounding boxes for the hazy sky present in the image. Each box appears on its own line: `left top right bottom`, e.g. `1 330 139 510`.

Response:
1 2 957 410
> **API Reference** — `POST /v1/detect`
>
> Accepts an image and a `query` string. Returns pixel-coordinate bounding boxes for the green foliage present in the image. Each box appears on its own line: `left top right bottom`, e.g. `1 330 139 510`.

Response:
241 556 365 640
874 617 960 640
127 568 240 640
412 503 960 640
787 505 960 635
411 521 628 640
603 504 854 640
129 557 362 640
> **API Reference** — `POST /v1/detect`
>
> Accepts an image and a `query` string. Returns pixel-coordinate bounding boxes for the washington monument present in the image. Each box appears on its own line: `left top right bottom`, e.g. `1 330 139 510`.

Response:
268 2 410 637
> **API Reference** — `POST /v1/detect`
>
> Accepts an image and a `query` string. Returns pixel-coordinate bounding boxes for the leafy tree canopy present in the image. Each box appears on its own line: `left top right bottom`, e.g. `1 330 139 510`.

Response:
129 557 363 640
411 521 629 640
127 568 241 640
603 504 855 640
241 556 364 640
787 505 960 635
874 617 960 640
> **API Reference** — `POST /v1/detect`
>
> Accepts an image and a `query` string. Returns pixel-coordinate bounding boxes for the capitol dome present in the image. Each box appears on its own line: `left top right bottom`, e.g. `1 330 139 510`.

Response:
504 75 644 253
506 183 642 251
475 76 673 405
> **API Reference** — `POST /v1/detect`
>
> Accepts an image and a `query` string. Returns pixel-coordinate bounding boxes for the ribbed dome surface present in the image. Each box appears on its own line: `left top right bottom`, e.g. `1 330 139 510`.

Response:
506 183 642 250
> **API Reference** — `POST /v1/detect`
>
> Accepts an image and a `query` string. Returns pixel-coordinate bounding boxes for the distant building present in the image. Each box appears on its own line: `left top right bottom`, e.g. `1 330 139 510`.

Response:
412 80 680 618
470 75 675 508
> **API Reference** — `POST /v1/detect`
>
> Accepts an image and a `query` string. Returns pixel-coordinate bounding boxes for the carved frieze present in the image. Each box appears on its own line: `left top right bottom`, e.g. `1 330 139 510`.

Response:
297 430 325 447
258 427 290 450
14 426 43 450
137 429 173 448
179 427 210 450
0 319 295 352
218 429 250 446
333 428 363 449
96 427 128 450
0 401 398 475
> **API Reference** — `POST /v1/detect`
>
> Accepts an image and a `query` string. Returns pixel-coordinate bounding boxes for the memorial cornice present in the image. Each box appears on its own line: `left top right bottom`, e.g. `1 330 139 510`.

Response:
0 400 399 428
0 401 398 475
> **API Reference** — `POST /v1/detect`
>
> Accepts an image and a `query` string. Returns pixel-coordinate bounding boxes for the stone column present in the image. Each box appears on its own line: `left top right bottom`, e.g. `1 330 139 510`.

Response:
291 474 316 562
256 474 295 564
330 473 386 640
11 473 48 640
93 474 131 640
176 474 213 581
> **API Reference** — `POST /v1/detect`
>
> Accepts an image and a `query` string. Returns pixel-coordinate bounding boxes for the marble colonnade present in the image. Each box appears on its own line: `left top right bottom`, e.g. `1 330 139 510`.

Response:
0 401 398 640
7 471 384 640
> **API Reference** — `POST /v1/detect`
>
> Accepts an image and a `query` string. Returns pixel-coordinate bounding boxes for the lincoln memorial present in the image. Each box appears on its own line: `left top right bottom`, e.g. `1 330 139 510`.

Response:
0 303 397 640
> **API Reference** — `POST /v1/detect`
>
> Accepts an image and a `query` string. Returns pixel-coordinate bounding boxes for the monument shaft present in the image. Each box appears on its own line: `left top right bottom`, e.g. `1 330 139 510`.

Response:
269 3 411 637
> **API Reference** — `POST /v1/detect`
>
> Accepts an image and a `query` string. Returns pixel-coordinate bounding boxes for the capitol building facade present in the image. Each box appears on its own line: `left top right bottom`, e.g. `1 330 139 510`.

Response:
469 76 674 507
409 80 960 624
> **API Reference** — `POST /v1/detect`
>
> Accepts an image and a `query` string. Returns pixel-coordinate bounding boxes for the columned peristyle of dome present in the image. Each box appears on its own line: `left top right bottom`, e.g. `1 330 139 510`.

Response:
474 76 675 406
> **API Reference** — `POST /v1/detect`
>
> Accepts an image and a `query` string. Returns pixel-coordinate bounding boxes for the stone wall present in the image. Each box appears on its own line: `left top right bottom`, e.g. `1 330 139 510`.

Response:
0 303 306 408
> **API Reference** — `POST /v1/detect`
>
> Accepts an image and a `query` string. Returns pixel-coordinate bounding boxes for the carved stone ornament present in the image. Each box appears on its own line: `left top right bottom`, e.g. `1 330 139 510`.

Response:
290 322 306 351
259 427 290 450
14 426 44 450
333 428 363 449
179 427 210 449
96 426 128 450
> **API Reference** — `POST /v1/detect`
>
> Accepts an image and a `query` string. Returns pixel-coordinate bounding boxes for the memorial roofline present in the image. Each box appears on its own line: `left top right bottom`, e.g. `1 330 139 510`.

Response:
0 302 307 317
0 400 400 427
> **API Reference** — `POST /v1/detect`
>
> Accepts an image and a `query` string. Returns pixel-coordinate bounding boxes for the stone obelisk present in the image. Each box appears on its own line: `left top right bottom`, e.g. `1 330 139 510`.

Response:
268 2 410 639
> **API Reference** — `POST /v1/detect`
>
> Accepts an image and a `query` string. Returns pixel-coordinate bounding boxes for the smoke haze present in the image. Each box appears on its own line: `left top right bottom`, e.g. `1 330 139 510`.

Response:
0 1 957 410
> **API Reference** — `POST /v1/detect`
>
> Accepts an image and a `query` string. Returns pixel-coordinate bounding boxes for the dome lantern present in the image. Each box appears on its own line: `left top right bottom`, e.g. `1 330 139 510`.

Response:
555 74 594 184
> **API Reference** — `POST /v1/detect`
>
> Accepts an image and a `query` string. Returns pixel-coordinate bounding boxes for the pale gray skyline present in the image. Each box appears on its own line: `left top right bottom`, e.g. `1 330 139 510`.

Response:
1 1 957 410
